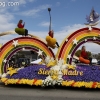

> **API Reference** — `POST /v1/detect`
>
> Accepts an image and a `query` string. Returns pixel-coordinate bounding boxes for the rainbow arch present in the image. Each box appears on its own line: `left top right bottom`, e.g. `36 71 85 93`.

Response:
56 27 100 64
0 37 55 74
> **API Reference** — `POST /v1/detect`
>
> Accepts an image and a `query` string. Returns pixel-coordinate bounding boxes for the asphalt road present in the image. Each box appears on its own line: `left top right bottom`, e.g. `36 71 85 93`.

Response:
0 83 100 100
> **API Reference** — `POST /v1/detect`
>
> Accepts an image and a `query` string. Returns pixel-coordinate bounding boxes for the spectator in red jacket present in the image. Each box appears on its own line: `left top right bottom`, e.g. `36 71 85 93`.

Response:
80 46 92 64
17 19 28 36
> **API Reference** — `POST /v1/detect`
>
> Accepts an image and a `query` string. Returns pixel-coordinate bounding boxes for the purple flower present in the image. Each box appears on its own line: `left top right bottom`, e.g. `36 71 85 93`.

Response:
6 65 50 80
62 64 100 82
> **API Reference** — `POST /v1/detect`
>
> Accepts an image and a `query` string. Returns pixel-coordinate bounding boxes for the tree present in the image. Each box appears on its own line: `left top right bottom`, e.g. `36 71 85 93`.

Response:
75 50 81 57
75 50 91 57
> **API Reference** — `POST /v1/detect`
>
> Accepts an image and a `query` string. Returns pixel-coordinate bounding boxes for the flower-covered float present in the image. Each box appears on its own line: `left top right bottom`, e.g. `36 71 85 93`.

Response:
1 8 100 89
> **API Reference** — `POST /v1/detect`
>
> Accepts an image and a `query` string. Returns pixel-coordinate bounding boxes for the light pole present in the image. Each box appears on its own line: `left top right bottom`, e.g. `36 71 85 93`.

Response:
48 8 51 31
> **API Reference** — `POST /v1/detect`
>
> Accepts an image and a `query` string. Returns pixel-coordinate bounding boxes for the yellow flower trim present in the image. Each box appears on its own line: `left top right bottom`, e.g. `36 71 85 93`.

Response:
62 81 100 88
34 80 43 86
71 81 84 87
96 82 100 88
5 79 19 85
2 78 100 88
1 78 43 86
84 82 93 88
62 80 75 86
1 78 8 82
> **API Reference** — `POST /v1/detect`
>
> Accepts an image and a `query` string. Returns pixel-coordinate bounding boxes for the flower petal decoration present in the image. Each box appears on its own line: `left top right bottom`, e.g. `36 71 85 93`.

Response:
7 67 13 71
12 40 19 47
46 36 57 49
51 75 58 80
1 73 7 78
46 60 57 67
67 64 75 70
9 69 17 76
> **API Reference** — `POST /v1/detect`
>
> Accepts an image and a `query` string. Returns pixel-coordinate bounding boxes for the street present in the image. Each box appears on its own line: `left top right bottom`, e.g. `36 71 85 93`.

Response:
0 83 100 100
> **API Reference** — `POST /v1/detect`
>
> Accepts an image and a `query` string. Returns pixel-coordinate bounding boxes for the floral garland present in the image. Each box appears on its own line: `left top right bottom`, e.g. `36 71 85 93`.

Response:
1 78 43 86
62 81 100 88
1 56 100 88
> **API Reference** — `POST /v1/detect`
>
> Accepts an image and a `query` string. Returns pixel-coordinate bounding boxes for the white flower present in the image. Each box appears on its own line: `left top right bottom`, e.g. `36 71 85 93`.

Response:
45 75 53 82
50 65 61 71
52 80 56 85
17 67 24 71
57 58 64 66
50 57 55 62
1 73 7 78
61 64 68 70
7 71 10 74
71 62 76 67
45 56 51 64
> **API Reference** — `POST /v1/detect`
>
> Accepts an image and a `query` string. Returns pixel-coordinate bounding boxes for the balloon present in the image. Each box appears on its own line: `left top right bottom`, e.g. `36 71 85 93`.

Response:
79 57 90 64
46 36 56 49
15 28 25 35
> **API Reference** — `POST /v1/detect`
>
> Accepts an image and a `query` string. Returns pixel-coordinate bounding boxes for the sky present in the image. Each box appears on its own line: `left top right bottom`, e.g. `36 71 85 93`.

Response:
0 0 100 54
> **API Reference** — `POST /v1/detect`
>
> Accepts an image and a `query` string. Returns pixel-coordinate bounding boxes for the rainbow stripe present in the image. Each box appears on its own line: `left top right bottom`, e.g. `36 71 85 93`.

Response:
0 37 55 74
56 27 100 64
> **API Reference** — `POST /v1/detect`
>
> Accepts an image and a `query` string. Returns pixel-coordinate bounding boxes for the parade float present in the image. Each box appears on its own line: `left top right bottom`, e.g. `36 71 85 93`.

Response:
1 8 100 89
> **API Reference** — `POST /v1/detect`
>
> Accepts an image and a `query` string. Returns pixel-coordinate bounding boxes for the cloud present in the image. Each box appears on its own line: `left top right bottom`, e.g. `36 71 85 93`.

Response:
0 34 18 44
0 0 36 12
54 23 100 54
17 0 26 4
17 4 51 17
0 13 16 32
56 2 60 6
0 20 100 55
39 22 50 27
29 0 36 2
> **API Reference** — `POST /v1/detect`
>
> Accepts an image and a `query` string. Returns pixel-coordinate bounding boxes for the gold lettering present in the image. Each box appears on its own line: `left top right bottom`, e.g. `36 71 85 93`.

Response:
44 70 49 75
79 71 83 76
62 69 68 75
38 68 83 76
68 70 73 75
38 68 43 74
73 70 78 75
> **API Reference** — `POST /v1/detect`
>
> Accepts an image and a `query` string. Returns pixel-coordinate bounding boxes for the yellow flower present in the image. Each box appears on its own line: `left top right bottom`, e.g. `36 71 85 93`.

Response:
73 81 85 87
9 69 17 76
67 64 75 70
97 82 100 88
7 79 17 84
51 75 58 80
7 67 13 71
84 82 93 88
21 79 28 84
34 80 43 86
61 81 67 86
27 79 34 85
47 60 57 67
62 80 75 86
1 78 8 82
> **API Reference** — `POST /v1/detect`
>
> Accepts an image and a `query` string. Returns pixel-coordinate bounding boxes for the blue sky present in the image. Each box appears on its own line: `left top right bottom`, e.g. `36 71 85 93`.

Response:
10 0 100 31
0 0 100 54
